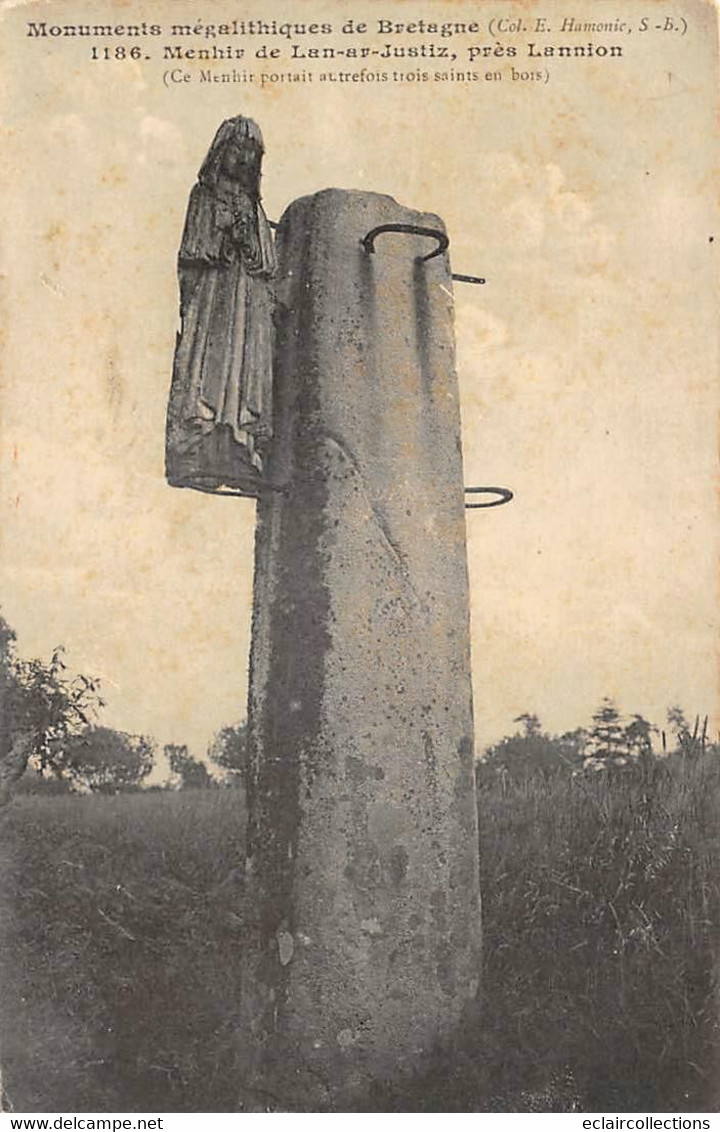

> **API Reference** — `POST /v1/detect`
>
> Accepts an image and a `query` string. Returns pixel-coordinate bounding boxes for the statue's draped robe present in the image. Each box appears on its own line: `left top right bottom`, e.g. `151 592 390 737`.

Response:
166 180 276 495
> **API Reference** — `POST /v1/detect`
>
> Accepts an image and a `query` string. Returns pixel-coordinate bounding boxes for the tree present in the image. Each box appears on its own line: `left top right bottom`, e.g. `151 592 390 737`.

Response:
478 715 583 784
665 705 707 756
559 725 589 755
583 700 655 771
61 726 155 793
515 712 542 738
583 699 626 770
0 614 104 803
666 704 691 740
0 616 20 749
165 743 215 789
208 721 248 783
624 714 654 760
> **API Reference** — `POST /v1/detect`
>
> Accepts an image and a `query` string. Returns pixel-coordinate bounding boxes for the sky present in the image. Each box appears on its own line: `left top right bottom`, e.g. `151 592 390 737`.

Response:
1 0 717 757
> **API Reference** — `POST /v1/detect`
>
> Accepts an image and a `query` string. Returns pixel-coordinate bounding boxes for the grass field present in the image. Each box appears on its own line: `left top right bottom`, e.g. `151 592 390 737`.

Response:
0 754 717 1112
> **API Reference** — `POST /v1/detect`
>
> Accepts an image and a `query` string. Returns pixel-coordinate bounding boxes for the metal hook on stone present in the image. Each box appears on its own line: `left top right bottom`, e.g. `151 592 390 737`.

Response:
362 223 449 262
360 223 485 283
465 487 514 509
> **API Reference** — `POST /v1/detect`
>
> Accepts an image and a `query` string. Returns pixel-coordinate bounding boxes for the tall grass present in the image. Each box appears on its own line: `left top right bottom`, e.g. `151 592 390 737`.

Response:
0 790 248 1112
0 755 717 1112
476 753 720 1111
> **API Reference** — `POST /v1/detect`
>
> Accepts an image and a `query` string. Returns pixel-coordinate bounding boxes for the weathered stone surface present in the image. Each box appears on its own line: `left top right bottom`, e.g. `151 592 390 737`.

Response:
239 189 480 1109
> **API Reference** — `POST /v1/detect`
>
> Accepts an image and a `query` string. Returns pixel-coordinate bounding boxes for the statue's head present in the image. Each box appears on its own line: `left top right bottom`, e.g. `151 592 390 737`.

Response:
198 116 265 195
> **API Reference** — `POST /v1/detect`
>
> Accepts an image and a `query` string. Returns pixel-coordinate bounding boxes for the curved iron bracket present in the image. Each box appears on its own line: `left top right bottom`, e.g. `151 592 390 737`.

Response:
275 219 485 281
465 486 514 509
362 223 449 262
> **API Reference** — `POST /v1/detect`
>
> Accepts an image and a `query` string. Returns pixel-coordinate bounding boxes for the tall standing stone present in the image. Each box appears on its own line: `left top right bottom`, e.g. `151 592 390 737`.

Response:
240 189 480 1109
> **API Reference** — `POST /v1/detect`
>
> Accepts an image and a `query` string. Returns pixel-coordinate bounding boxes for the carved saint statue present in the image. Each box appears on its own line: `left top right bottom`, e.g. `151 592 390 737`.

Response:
166 116 276 496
